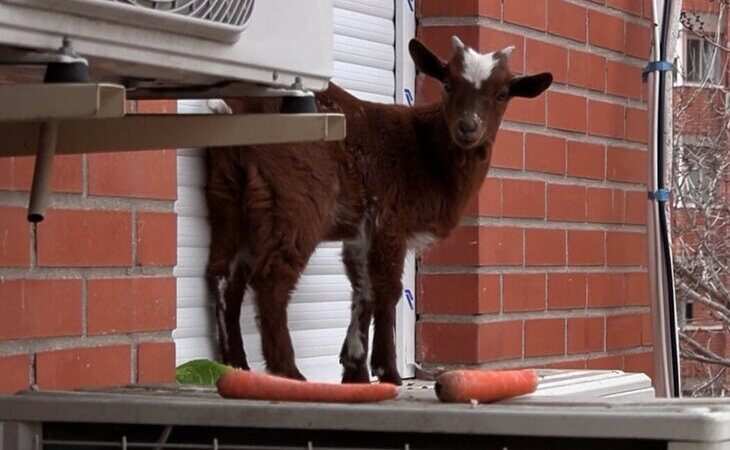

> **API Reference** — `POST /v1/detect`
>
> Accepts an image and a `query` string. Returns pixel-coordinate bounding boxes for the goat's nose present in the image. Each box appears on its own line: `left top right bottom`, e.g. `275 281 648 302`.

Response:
458 117 478 134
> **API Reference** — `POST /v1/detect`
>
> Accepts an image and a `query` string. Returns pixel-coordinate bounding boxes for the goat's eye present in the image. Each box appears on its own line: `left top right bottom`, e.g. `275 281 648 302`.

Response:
443 82 451 93
496 90 508 102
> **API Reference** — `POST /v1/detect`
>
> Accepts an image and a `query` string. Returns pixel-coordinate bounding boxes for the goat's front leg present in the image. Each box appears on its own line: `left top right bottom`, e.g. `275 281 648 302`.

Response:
368 235 407 386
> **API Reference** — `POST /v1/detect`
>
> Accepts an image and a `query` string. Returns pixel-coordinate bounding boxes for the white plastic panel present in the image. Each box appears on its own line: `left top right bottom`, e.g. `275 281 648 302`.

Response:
0 0 333 91
333 0 394 102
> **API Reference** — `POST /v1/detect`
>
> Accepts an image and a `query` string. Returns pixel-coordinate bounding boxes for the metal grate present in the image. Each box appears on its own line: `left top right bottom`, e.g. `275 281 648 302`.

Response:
108 0 255 27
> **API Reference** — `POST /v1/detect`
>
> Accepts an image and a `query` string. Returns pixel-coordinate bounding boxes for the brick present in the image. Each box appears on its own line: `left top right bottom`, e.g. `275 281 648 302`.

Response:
421 227 478 266
0 354 29 394
607 314 643 350
640 313 653 345
588 100 624 138
606 0 642 16
545 359 587 370
625 190 647 224
504 0 546 30
548 273 587 309
502 179 545 219
626 107 649 143
547 0 587 42
607 231 648 266
568 317 605 353
478 321 523 361
87 277 176 335
418 273 500 315
492 129 524 169
0 207 30 267
567 141 605 180
547 184 587 222
547 92 587 133
588 10 625 53
480 226 524 266
626 22 652 59
0 155 83 192
525 318 565 357
526 39 568 83
587 354 623 370
417 26 481 62
503 274 546 312
137 341 176 383
625 272 650 306
37 209 132 267
473 177 502 217
0 279 83 339
586 188 624 224
624 352 654 379
587 273 625 307
567 230 605 266
525 228 566 266
606 60 643 100
88 150 176 200
479 28 526 73
607 147 647 184
643 0 652 19
36 345 132 390
137 212 177 266
505 95 546 125
137 100 176 114
417 322 479 363
525 134 566 175
568 50 606 91
417 0 501 19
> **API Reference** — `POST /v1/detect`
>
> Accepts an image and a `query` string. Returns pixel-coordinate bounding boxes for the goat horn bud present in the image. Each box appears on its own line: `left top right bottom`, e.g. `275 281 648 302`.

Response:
500 45 516 57
451 36 465 52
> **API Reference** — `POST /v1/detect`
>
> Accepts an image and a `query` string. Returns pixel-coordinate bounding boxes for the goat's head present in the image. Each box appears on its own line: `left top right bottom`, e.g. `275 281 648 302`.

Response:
409 37 553 150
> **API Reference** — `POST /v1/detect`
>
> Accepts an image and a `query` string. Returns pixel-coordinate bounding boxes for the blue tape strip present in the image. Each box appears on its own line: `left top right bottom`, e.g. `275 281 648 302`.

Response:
649 189 670 202
642 60 673 82
404 289 415 310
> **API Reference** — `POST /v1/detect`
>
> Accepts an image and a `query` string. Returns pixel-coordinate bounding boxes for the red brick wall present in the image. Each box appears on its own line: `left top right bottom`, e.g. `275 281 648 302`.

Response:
0 100 177 393
415 0 654 380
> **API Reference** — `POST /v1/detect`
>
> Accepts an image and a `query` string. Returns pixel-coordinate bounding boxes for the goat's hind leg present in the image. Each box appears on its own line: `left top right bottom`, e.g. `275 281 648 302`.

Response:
208 257 250 369
340 241 373 383
206 190 250 369
251 257 307 381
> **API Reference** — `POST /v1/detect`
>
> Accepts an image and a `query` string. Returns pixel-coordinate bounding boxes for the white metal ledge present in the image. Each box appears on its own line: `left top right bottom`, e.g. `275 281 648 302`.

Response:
0 113 346 156
0 83 125 121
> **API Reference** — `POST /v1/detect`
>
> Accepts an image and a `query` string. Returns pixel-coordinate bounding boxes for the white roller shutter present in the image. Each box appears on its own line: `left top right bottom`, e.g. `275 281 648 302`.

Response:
174 0 415 382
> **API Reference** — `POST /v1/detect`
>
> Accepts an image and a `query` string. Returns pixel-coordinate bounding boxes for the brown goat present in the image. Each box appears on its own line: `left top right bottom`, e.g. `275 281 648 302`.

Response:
206 37 552 385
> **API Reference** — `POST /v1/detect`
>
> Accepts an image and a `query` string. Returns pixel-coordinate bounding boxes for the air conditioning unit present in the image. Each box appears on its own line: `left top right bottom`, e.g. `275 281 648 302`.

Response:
0 0 333 94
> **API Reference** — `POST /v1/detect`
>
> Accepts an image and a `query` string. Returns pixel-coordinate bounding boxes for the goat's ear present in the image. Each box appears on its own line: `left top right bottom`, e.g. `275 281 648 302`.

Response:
509 72 553 98
409 38 446 81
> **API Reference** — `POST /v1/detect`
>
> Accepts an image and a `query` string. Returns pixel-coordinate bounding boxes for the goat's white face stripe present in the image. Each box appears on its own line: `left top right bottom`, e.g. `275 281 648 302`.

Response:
461 49 498 89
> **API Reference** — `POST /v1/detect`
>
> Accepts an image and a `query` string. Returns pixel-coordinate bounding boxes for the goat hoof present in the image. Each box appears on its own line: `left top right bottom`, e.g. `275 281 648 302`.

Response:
373 367 402 386
342 364 370 384
271 367 307 381
223 355 250 371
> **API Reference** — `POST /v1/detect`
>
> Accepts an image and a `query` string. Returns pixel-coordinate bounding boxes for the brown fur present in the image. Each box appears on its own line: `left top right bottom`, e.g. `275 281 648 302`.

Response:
205 38 552 384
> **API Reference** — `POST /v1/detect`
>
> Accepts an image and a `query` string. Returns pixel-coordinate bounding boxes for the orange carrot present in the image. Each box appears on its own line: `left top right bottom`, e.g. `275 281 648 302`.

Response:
435 369 538 403
217 369 398 403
